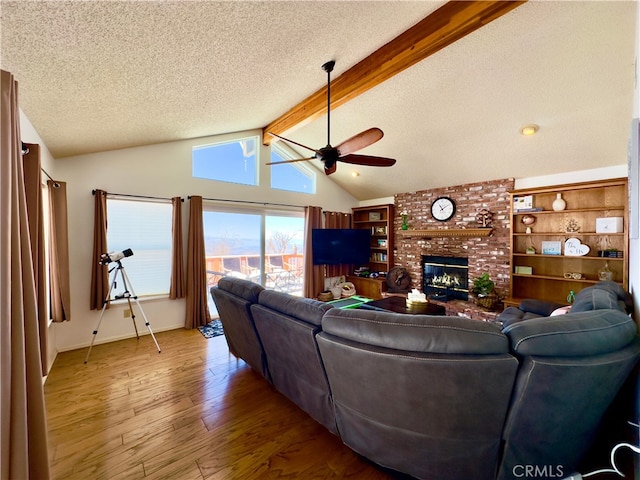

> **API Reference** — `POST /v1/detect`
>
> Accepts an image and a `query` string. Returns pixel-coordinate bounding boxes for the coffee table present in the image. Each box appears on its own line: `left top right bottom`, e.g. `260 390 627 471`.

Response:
360 295 445 315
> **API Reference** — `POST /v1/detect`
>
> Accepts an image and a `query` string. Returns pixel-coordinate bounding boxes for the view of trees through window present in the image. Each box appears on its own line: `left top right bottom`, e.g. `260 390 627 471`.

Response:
203 209 304 316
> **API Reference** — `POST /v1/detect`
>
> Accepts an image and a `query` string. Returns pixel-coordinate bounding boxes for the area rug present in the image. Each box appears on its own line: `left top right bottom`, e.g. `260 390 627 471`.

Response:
198 319 224 339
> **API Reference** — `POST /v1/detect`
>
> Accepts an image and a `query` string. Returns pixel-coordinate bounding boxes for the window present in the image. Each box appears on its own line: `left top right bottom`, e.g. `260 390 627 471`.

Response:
270 143 316 194
203 206 304 316
193 137 258 186
106 197 173 298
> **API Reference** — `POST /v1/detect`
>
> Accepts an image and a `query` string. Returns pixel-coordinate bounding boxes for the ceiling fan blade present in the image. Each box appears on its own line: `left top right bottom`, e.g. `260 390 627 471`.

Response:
268 132 321 154
339 154 396 167
336 128 384 156
324 163 337 175
265 156 316 166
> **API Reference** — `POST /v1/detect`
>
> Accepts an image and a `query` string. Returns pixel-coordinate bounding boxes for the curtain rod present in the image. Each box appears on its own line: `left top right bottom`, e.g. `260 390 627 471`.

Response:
92 190 183 202
42 168 61 188
189 196 303 209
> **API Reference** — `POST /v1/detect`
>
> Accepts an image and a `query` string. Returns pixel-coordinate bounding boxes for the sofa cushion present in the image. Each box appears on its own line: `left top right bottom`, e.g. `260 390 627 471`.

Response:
503 309 637 357
257 289 332 326
571 281 632 313
322 308 509 355
217 275 264 303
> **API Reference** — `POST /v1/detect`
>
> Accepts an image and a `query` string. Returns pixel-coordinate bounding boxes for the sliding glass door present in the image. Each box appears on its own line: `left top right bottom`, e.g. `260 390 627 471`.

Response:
203 207 304 317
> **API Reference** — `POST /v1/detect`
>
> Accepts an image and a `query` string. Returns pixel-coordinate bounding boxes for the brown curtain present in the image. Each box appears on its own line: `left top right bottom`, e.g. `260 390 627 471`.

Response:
169 196 185 299
303 206 324 298
0 69 50 479
90 189 109 310
184 196 210 328
48 179 71 322
22 143 48 373
324 211 353 278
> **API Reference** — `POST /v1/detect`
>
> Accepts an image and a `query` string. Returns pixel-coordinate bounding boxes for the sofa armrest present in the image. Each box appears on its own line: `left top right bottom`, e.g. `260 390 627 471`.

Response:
503 309 637 357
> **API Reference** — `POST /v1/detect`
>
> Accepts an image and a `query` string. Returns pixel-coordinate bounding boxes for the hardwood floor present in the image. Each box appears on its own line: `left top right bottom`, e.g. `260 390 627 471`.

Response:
44 328 396 479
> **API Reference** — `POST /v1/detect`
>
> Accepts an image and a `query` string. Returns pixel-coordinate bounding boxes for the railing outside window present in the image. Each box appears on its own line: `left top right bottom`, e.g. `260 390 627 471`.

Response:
206 253 304 316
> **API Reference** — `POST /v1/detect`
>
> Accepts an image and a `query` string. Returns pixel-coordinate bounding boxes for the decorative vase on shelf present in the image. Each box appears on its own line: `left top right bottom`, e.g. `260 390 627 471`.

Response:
598 261 614 281
401 213 408 230
552 193 566 211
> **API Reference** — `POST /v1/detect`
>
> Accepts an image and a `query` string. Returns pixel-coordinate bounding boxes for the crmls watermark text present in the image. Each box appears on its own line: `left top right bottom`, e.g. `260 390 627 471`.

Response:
513 465 565 478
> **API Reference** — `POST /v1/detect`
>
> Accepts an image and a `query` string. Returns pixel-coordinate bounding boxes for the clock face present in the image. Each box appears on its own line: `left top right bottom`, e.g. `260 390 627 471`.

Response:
431 197 456 222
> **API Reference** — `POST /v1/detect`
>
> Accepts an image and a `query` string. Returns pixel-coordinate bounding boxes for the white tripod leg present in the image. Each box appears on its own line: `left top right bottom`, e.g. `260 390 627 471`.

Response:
84 266 119 363
119 266 161 354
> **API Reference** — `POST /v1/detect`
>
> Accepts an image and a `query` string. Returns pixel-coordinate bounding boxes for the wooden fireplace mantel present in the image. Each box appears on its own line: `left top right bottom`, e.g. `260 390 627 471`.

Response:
397 228 493 238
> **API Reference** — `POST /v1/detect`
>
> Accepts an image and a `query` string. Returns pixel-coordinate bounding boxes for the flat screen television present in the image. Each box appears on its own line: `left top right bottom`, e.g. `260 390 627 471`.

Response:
312 228 371 265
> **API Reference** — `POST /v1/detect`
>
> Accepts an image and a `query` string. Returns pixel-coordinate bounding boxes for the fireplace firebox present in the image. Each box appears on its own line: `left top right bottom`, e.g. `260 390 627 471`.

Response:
422 255 469 301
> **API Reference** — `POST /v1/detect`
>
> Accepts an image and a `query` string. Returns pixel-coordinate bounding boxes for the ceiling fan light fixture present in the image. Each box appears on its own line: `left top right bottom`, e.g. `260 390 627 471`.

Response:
520 124 539 136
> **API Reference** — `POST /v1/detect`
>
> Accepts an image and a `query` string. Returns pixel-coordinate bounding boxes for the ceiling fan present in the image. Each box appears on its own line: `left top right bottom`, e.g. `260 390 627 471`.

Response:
266 60 396 175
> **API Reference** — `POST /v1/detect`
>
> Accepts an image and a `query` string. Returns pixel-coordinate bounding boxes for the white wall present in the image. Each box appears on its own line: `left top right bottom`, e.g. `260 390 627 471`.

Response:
362 165 629 208
35 128 358 359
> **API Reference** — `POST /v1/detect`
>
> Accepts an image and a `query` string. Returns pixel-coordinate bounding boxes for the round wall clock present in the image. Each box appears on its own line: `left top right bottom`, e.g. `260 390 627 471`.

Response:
431 196 456 222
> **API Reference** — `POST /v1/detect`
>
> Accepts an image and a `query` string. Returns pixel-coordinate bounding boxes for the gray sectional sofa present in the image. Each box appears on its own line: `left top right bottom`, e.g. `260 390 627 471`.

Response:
210 277 640 480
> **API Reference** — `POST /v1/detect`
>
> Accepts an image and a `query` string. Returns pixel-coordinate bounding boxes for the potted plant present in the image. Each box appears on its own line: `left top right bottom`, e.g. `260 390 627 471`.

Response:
471 273 498 310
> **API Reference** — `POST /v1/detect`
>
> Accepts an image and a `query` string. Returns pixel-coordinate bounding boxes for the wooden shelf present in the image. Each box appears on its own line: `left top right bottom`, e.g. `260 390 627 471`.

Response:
509 178 628 304
513 232 625 236
512 273 602 284
513 206 625 215
352 204 394 273
512 253 624 261
397 228 492 238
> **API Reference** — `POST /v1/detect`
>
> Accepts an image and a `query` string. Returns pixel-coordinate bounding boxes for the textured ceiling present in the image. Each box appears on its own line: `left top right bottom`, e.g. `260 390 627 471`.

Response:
1 1 637 200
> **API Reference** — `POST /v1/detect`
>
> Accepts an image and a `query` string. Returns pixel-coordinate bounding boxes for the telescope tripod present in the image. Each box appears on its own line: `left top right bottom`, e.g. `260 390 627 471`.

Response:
84 260 161 363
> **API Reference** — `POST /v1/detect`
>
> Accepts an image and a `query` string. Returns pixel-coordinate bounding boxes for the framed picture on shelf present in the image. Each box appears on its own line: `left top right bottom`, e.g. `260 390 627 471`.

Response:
368 212 382 221
377 239 387 247
541 241 562 255
372 226 387 235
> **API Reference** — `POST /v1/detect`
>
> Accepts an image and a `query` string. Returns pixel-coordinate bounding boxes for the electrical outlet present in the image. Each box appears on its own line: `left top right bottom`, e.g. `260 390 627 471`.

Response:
123 308 131 318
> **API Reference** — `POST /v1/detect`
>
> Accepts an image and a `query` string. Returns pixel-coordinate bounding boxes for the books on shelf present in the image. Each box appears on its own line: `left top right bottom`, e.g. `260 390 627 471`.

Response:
370 252 388 262
514 207 543 213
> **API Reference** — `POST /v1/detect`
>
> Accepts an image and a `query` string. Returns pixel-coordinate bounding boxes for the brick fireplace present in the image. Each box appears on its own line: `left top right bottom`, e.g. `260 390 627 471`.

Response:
394 178 514 300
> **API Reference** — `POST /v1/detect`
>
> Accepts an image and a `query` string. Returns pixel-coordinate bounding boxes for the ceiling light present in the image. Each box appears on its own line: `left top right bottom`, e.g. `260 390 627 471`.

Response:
520 124 539 136
351 171 360 177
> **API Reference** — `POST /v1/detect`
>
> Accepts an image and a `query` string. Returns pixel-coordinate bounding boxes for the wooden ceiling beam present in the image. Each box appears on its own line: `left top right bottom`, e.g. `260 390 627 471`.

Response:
262 0 526 145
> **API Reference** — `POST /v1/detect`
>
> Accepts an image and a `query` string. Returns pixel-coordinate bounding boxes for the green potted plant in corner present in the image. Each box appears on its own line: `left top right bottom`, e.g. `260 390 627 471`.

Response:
472 273 498 310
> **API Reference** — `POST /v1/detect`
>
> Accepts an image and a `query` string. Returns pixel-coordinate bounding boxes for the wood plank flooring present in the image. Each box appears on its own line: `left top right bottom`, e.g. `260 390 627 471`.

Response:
44 328 397 479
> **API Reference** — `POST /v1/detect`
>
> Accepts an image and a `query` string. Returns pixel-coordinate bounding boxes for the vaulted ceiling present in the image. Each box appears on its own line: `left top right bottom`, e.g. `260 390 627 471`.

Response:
1 1 636 200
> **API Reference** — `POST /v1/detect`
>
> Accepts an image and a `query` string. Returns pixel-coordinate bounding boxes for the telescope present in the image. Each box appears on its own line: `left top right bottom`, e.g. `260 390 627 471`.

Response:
100 248 133 265
86 247 160 363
